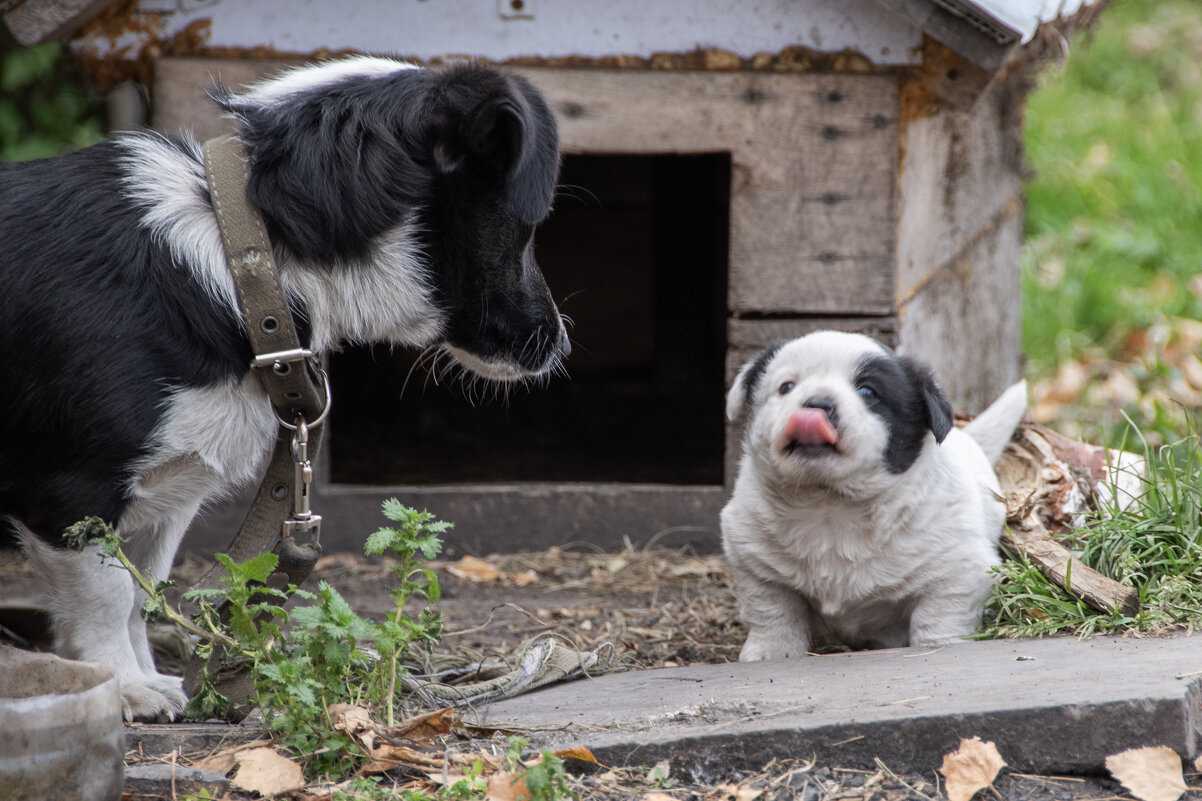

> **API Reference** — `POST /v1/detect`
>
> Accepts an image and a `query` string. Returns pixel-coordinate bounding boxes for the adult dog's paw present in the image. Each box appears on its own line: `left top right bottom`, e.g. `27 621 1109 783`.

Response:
119 674 188 722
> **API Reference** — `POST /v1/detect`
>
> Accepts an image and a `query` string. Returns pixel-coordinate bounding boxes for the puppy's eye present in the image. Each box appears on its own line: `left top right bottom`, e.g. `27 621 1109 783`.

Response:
779 381 796 395
857 385 878 402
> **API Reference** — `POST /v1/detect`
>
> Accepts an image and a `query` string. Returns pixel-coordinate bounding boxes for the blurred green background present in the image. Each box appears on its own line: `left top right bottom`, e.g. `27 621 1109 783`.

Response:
2 0 1198 443
1021 0 1201 445
0 25 103 161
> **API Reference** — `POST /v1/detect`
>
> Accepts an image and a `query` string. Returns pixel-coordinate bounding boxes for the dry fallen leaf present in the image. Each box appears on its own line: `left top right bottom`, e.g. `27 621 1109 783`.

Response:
1106 746 1187 801
447 555 539 586
361 738 453 775
487 770 531 801
643 793 678 801
232 747 306 798
939 737 1007 801
188 737 274 775
554 745 603 767
1194 754 1202 773
646 759 671 785
448 554 505 582
390 706 455 742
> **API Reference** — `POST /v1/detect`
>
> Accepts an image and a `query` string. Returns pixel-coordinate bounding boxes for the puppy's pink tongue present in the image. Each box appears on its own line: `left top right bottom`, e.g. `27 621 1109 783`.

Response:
785 409 838 446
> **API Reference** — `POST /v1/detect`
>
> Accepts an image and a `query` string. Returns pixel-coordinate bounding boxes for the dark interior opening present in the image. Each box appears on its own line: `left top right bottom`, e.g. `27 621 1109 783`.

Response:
328 152 731 485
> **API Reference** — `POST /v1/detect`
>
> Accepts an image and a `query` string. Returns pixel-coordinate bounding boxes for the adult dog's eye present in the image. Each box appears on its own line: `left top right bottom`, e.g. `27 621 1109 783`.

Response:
779 381 796 395
857 385 878 401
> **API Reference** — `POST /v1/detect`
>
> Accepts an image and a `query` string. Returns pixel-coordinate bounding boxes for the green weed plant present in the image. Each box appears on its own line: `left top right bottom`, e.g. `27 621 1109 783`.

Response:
67 500 450 780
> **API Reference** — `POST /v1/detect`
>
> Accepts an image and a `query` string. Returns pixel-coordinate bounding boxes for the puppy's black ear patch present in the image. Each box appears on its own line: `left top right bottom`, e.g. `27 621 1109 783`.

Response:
727 339 786 421
856 352 953 473
898 356 954 443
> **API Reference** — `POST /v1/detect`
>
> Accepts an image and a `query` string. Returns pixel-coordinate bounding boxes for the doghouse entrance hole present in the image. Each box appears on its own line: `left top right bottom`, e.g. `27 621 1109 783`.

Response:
328 153 730 485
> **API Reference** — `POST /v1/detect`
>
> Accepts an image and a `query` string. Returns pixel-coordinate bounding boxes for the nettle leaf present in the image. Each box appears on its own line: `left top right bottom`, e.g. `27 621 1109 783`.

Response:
140 596 165 623
288 604 324 631
416 532 444 560
62 516 114 551
381 497 408 522
254 604 289 620
239 552 281 584
184 683 229 720
421 568 442 602
318 582 357 624
418 609 444 642
258 662 286 683
364 527 398 556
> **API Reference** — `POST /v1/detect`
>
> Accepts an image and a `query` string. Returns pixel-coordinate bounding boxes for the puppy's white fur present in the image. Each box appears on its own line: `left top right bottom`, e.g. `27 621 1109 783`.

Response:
721 332 1026 659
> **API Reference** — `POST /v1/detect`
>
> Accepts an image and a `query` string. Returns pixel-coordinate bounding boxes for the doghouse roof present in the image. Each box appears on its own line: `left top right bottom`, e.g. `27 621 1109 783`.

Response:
5 0 1100 75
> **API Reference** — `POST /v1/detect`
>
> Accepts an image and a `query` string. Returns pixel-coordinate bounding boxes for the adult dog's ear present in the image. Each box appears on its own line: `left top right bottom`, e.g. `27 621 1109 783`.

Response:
898 356 954 443
432 68 560 224
726 340 786 423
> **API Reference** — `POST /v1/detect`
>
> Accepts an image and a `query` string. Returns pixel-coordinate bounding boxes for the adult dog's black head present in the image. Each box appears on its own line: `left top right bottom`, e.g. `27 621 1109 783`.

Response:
214 58 569 380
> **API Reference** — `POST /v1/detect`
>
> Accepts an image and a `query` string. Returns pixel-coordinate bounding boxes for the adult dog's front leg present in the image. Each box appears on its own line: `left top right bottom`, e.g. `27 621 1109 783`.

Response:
22 531 186 721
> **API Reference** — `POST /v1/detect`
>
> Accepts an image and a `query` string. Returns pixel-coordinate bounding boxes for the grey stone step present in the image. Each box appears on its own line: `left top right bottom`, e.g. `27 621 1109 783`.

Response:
467 634 1202 778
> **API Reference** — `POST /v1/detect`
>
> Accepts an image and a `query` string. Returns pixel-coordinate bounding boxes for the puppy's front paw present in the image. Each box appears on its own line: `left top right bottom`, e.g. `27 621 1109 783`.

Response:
739 628 810 662
120 674 188 722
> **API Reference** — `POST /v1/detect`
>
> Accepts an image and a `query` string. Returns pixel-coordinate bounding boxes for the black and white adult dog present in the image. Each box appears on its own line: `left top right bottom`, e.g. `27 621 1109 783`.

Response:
0 58 569 720
721 332 1027 659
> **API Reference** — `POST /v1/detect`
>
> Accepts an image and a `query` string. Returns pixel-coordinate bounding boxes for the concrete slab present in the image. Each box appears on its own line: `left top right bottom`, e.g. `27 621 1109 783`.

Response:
468 634 1202 779
123 763 232 798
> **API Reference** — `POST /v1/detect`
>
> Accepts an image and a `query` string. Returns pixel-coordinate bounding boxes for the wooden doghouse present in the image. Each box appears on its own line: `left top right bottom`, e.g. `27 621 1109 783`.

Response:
6 0 1101 554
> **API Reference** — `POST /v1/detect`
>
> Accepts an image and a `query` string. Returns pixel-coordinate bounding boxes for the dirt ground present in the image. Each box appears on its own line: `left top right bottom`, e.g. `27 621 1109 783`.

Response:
312 545 744 670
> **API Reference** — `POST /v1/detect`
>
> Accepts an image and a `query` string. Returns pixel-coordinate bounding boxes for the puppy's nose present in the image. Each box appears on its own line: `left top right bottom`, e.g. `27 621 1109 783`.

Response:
804 397 836 414
557 326 572 358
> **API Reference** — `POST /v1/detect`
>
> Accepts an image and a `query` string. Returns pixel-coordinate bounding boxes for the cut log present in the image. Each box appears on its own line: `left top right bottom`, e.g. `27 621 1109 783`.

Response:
1000 510 1140 616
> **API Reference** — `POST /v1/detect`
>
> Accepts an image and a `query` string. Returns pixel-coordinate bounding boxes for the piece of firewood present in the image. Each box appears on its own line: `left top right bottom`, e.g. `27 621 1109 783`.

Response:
1001 509 1140 616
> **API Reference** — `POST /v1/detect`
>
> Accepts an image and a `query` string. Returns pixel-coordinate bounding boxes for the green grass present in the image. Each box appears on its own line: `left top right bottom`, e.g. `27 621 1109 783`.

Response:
1022 0 1202 376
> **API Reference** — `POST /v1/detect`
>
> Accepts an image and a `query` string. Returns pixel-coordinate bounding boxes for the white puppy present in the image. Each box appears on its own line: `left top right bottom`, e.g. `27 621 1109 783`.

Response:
721 331 1027 660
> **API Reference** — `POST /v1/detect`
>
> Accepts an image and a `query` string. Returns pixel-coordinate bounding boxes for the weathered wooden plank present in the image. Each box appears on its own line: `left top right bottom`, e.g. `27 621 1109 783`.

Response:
726 317 899 384
153 57 297 142
514 69 899 316
895 66 1025 412
899 196 1022 413
2 0 112 46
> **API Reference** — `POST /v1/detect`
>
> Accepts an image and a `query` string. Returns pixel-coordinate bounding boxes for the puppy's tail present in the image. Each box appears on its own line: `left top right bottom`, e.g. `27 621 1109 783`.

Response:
963 380 1028 465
